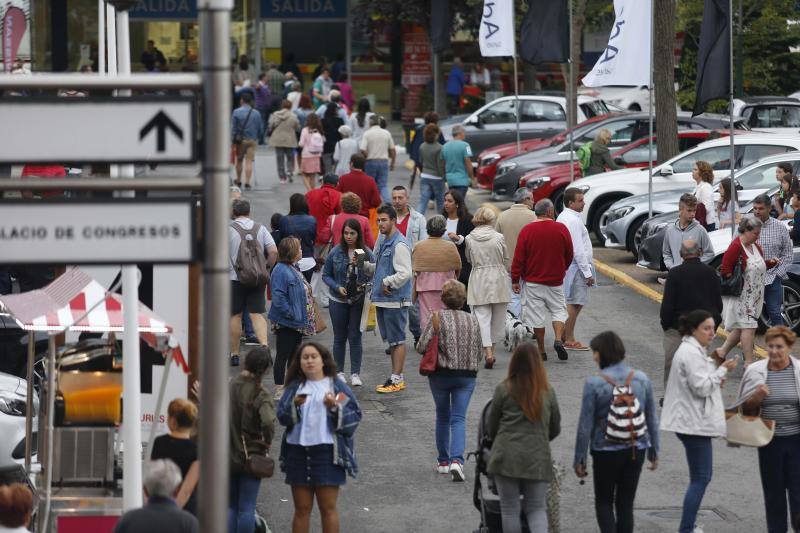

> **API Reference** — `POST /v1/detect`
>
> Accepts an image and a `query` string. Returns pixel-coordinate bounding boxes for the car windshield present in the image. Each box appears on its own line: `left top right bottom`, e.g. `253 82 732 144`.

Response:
747 105 800 128
580 100 611 118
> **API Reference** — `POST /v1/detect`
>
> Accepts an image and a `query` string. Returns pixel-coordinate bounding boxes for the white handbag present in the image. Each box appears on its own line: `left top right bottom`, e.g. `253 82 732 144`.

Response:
725 408 775 447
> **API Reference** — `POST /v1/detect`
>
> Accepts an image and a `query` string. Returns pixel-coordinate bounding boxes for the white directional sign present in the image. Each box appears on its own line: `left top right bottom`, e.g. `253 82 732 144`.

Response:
0 97 196 163
0 200 196 264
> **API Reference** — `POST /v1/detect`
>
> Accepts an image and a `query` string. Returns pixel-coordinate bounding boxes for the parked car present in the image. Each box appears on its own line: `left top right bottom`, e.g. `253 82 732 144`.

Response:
567 134 800 240
438 93 611 157
0 370 37 471
732 97 800 135
518 130 720 211
491 112 743 201
579 85 652 111
602 151 800 257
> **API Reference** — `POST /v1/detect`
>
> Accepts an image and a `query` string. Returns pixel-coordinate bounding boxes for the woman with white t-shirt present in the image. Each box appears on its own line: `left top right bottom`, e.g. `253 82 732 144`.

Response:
692 160 718 231
442 190 475 295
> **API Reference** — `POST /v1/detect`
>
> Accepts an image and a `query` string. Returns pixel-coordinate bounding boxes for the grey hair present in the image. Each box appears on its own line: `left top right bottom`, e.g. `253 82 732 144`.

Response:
338 124 352 138
452 124 466 138
143 459 182 499
426 215 448 237
369 114 380 126
679 239 700 258
512 187 532 204
738 214 763 234
534 199 554 217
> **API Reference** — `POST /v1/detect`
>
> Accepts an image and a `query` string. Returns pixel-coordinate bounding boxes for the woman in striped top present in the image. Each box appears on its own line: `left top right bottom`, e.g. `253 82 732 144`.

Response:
737 325 800 533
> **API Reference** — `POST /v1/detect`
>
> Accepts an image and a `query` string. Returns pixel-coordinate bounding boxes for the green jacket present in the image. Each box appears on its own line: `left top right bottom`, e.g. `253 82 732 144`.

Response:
486 381 561 481
229 373 276 472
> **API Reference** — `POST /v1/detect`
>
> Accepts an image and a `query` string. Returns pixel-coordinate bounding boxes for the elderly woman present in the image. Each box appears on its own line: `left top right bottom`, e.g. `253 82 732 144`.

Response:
415 279 482 482
465 206 510 368
714 215 776 365
411 215 462 330
585 128 622 176
333 125 359 176
736 326 800 533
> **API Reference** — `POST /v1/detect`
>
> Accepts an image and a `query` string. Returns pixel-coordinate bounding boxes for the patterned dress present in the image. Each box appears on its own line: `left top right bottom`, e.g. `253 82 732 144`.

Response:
722 242 766 330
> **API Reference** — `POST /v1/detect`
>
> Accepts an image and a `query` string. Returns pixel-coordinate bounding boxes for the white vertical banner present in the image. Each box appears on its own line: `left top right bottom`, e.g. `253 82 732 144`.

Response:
479 0 516 57
582 0 652 87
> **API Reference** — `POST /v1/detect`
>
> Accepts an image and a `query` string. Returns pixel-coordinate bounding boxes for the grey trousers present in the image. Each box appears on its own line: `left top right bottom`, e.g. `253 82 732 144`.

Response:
494 474 548 533
662 328 682 387
275 147 294 180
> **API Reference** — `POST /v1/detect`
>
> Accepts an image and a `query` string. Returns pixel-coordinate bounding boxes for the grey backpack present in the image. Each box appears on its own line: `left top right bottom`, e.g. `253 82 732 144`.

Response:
232 222 269 287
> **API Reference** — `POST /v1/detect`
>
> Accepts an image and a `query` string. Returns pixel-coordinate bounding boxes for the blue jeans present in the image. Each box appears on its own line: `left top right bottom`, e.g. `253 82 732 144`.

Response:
758 433 800 533
365 159 390 203
428 374 476 464
448 185 468 199
228 472 262 533
677 434 712 533
241 303 255 338
329 299 364 375
418 177 446 213
408 300 421 341
764 277 784 327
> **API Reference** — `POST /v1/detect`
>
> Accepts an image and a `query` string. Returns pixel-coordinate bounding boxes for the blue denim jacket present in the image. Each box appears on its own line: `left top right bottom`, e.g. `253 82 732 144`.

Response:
279 214 317 259
322 246 374 297
276 377 362 478
573 363 660 468
370 230 412 304
231 104 263 142
267 263 307 330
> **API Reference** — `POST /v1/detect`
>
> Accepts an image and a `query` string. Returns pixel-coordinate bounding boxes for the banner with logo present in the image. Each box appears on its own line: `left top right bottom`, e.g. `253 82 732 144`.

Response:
2 6 26 72
479 0 515 57
582 0 651 87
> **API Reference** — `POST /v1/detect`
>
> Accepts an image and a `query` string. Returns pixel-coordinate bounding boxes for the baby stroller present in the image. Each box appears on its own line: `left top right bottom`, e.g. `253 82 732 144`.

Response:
469 400 563 533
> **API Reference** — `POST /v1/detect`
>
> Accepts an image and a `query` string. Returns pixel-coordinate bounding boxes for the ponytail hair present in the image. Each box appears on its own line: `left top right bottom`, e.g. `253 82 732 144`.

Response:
677 309 713 336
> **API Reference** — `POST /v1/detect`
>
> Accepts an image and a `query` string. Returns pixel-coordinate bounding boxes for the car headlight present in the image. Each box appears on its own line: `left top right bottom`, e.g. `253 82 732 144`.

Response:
497 162 517 176
609 206 634 221
524 177 551 190
480 153 501 166
0 392 27 416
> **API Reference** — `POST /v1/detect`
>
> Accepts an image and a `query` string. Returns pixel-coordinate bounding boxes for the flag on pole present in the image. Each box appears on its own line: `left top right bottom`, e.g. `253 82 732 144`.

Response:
692 0 730 116
479 0 516 57
429 0 451 53
2 6 26 73
519 0 568 64
582 0 652 87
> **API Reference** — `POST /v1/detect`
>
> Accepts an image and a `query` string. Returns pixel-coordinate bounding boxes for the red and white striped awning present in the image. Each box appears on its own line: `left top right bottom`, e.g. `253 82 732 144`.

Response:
0 268 189 373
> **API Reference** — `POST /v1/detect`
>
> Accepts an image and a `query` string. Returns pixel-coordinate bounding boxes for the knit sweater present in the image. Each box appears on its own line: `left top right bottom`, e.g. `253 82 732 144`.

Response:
415 308 482 377
411 237 462 273
510 219 574 286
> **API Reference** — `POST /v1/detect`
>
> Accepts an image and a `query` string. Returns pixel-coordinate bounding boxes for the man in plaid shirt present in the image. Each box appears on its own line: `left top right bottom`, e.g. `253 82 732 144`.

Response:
752 194 794 326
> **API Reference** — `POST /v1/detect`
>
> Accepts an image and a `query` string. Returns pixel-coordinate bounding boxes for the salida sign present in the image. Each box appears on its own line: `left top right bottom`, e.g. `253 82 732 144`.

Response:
129 0 197 19
261 0 346 19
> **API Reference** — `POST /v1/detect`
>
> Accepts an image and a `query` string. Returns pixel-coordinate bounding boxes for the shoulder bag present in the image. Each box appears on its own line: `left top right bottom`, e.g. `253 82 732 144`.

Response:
240 385 274 478
725 406 775 447
718 256 744 297
419 312 440 376
233 108 254 146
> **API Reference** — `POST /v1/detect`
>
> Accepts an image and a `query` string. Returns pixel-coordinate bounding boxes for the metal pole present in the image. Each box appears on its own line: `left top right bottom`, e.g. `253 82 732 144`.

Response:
568 0 574 181
198 1 232 532
37 335 57 533
647 0 654 219
23 334 34 472
729 0 736 237
0 73 203 90
0 177 204 191
254 0 261 77
98 0 106 74
513 56 520 154
433 48 440 115
107 4 117 75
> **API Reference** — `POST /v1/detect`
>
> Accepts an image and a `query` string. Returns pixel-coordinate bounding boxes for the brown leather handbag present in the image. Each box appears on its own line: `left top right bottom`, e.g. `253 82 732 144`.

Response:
241 434 274 478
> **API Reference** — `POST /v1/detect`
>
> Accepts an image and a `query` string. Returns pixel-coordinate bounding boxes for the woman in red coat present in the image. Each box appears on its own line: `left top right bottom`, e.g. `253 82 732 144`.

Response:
318 192 375 249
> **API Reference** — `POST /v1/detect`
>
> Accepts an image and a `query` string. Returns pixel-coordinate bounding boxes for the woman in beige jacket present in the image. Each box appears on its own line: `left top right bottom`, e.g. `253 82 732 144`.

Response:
465 207 510 368
268 99 301 184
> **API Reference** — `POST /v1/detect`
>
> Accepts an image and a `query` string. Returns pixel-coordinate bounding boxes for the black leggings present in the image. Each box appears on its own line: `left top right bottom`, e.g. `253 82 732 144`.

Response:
591 449 645 533
274 328 303 385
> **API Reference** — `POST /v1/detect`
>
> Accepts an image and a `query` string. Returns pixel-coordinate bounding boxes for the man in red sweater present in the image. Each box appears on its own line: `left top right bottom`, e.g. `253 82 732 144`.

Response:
337 153 382 218
306 173 342 245
511 198 574 361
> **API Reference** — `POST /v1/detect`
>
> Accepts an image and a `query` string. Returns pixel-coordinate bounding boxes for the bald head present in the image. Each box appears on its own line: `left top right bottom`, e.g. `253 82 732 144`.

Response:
680 239 700 259
534 199 554 219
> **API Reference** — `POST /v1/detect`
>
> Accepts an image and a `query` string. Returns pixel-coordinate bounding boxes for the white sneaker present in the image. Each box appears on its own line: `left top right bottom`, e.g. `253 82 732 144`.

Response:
337 372 346 383
437 462 450 474
350 373 363 387
450 461 465 482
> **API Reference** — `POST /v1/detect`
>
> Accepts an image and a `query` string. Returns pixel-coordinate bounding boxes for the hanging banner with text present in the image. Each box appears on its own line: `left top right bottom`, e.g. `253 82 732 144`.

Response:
401 25 432 124
2 6 26 72
479 0 515 58
260 0 347 19
130 0 198 20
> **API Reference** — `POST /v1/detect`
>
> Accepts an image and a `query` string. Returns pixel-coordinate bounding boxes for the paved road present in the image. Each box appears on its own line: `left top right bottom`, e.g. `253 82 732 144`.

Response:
219 148 765 533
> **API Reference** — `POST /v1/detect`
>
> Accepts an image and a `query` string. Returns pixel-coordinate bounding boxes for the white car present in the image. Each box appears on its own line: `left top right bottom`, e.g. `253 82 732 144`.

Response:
0 370 37 471
731 97 800 135
567 134 800 239
579 85 651 112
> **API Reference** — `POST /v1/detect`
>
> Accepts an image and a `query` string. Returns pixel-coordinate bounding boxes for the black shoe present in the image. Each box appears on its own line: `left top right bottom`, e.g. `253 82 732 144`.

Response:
659 397 664 407
554 341 568 361
230 354 240 367
385 347 391 355
244 183 252 190
245 335 260 345
541 352 548 361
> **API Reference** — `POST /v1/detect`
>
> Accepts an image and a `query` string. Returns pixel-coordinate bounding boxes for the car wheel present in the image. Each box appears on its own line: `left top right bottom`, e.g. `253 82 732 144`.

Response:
591 198 621 242
626 216 648 259
758 278 800 334
629 103 641 111
551 187 566 214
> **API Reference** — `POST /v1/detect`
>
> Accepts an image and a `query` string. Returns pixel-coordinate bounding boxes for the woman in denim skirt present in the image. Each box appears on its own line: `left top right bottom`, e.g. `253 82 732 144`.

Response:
277 342 362 533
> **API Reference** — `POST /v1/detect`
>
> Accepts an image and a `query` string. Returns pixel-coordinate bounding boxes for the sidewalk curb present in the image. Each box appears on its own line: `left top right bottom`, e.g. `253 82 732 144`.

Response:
595 259 768 359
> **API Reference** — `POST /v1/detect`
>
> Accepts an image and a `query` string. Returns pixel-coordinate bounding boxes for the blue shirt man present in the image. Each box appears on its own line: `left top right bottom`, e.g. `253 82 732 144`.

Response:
231 93 263 143
440 125 474 194
446 57 466 113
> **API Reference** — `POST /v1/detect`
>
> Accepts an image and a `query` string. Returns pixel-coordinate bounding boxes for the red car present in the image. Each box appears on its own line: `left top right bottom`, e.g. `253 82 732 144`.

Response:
475 114 619 190
520 130 725 210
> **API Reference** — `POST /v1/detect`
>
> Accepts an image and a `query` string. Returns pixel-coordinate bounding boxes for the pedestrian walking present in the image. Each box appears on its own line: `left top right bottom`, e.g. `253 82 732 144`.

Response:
312 68 333 108
465 206 510 369
348 98 374 144
715 215 775 365
253 73 274 145
556 188 595 351
511 199 574 361
735 326 800 533
441 125 475 198
416 279 482 481
660 240 723 386
268 238 310 399
298 113 325 191
584 129 622 177
391 185 427 343
410 112 445 176
231 92 263 190
150 399 199 516
333 125 359 176
279 194 317 282
496 188 537 318
335 73 355 109
306 174 342 248
294 94 314 128
446 57 466 114
487 342 561 533
276 342 362 533
692 160 718 230
661 310 739 533
752 193 793 327
322 219 375 387
716 178 738 229
264 62 284 97
114 460 199 533
337 154 382 219
314 91 349 123
442 190 475 291
366 204 413 393
269 100 300 184
228 347 275 533
321 103 344 175
229 199 277 367
417 123 447 214
574 331 660 533
773 162 798 220
0 483 33 533
359 114 396 203
319 192 375 249
234 55 255 90
662 193 715 271
287 82 303 111
412 215 462 330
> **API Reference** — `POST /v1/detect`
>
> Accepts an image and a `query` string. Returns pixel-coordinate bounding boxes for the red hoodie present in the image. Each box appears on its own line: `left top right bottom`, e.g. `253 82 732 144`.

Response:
511 219 574 287
306 185 342 244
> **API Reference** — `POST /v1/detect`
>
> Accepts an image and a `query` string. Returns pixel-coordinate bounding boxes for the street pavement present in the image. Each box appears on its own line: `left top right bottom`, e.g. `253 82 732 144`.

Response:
214 147 765 533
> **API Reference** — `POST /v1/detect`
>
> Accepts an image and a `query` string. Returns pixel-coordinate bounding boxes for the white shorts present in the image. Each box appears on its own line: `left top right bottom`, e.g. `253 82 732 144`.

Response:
564 265 591 306
521 282 568 329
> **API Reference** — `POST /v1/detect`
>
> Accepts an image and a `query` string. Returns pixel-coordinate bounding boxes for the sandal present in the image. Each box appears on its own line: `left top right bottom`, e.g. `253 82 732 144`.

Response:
563 341 590 351
484 355 495 369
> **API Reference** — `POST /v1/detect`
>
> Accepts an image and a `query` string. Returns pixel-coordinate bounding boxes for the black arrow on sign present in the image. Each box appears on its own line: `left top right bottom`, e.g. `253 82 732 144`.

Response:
139 110 184 152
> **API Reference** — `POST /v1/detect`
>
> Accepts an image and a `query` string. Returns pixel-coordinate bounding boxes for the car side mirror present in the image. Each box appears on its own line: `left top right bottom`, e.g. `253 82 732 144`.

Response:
465 115 483 128
660 164 674 176
614 156 625 166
